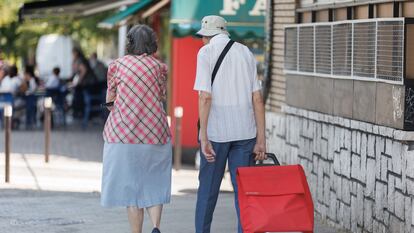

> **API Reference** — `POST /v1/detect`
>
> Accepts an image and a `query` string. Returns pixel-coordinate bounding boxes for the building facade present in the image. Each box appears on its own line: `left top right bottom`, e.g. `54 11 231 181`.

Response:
267 0 414 232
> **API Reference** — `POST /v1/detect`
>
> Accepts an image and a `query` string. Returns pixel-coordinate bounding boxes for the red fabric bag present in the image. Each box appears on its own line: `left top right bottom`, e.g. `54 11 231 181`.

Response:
237 164 314 233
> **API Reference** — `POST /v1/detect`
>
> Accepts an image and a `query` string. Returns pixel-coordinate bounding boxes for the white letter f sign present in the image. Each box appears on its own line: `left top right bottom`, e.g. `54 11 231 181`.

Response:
220 0 246 16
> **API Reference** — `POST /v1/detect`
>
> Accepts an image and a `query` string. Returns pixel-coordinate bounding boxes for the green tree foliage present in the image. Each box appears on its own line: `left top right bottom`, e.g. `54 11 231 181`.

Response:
0 0 116 63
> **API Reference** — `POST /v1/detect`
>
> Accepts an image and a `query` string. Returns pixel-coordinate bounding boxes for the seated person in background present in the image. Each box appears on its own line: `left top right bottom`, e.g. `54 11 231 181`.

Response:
45 67 61 90
0 65 22 95
45 67 67 126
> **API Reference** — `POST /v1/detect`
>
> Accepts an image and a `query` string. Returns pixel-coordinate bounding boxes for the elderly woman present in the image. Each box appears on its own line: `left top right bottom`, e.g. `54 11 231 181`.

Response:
101 25 171 233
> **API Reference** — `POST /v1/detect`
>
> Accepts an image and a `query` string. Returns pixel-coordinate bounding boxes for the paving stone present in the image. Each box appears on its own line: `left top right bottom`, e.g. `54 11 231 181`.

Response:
356 184 364 226
391 141 403 175
323 175 331 206
405 197 412 233
340 149 351 179
412 199 414 228
367 135 375 158
352 130 358 154
351 195 358 232
407 179 414 196
375 136 385 160
385 138 393 155
388 175 395 213
321 139 328 160
317 161 324 203
407 151 414 179
322 123 329 139
343 129 351 150
351 153 361 180
364 199 373 233
342 178 351 205
395 191 405 220
380 155 389 181
313 122 321 154
343 203 351 230
329 192 338 222
327 125 336 160
334 151 341 174
374 181 387 222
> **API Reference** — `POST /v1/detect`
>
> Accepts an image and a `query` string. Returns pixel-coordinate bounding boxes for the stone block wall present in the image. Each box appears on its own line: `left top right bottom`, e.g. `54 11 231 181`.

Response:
266 106 414 233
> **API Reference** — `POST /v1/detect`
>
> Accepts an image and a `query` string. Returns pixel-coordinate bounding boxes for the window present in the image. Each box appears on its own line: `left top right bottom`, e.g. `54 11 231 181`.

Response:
353 21 376 78
298 26 314 72
315 25 332 74
376 20 404 82
284 18 405 84
284 27 297 71
332 23 352 76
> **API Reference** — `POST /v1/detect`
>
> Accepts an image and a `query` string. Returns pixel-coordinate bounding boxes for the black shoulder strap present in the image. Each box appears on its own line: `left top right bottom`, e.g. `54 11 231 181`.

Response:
211 40 235 86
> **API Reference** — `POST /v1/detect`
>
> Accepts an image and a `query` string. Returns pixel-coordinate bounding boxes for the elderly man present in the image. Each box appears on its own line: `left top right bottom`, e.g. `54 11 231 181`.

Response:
194 15 266 233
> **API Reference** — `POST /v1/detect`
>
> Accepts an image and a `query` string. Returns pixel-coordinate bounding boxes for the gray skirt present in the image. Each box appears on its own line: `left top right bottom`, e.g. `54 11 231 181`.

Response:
101 141 172 208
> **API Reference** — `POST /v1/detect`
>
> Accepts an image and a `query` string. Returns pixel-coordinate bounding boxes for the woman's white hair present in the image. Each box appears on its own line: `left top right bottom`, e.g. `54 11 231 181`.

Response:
126 24 158 55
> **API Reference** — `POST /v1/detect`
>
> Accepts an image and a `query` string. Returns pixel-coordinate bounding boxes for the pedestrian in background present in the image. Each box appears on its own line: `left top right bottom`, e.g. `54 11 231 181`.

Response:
71 47 97 119
101 24 171 233
89 52 107 83
193 15 266 233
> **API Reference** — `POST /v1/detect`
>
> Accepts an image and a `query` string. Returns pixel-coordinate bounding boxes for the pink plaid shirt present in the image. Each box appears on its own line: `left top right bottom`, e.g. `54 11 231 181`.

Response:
103 54 170 144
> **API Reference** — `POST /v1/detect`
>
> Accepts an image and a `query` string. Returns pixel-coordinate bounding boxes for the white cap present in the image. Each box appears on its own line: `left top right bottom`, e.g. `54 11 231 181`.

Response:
196 15 230 37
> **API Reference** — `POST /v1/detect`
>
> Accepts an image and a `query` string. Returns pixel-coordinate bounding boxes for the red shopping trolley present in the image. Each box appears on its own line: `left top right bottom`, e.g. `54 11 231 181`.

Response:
237 153 314 233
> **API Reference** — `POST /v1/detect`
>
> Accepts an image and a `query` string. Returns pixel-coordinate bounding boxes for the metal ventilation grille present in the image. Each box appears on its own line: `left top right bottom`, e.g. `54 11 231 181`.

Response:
353 22 376 78
376 20 404 82
298 26 314 73
284 18 405 85
284 27 297 71
315 25 332 74
333 23 352 76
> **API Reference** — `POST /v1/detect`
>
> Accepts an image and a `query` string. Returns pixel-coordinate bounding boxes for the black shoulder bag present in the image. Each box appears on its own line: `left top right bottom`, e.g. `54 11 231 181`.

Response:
197 40 235 139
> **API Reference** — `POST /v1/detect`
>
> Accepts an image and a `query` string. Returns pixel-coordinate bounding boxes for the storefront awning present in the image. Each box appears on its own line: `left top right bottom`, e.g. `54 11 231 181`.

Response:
19 0 138 21
98 0 154 29
170 0 266 39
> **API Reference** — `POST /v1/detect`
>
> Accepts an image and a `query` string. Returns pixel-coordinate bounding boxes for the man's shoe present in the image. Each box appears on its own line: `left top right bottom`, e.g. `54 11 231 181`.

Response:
151 228 161 233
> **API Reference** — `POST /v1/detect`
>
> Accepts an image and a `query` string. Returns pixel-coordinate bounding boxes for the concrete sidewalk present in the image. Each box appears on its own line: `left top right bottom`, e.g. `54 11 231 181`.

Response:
0 153 348 233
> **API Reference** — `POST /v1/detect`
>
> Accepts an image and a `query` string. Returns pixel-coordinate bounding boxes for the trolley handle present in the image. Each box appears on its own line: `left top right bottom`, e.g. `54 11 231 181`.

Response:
254 153 280 166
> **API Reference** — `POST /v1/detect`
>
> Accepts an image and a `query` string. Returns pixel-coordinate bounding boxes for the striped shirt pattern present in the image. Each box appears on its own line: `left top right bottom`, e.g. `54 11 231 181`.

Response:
103 54 170 144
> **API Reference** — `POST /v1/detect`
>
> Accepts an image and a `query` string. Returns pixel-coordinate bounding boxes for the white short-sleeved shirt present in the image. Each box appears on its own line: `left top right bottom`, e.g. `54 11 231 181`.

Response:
194 34 261 142
0 76 22 95
45 74 60 89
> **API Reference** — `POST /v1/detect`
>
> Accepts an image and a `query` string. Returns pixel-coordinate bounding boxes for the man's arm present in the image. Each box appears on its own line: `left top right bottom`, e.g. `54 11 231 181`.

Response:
194 47 216 162
252 90 266 160
199 91 216 162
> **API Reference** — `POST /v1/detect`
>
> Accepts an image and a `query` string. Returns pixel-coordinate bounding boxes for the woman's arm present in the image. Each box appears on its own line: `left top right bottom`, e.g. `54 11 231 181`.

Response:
159 63 168 101
106 62 118 110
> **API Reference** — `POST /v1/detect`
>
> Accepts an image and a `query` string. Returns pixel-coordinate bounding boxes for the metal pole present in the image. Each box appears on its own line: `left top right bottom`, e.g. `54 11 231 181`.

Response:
4 105 12 183
174 107 183 171
44 97 52 163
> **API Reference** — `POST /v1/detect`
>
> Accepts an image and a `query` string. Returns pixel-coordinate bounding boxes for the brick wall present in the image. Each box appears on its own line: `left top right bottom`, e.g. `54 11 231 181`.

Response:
266 106 414 233
266 0 296 112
